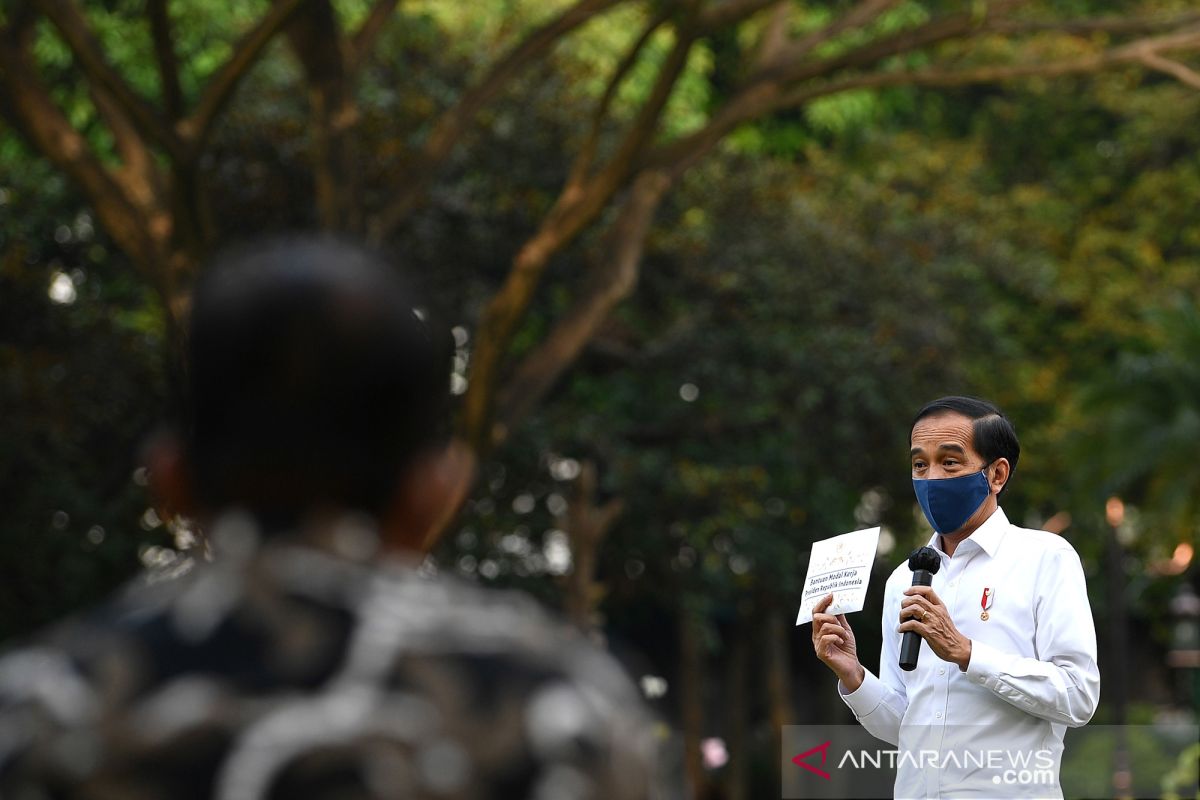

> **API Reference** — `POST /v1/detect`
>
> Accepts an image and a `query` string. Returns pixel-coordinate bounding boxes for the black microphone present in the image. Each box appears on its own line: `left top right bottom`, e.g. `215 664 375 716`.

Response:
899 546 941 672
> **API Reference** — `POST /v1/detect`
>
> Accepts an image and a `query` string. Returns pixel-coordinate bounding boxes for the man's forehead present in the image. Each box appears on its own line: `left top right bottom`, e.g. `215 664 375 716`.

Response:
910 412 976 451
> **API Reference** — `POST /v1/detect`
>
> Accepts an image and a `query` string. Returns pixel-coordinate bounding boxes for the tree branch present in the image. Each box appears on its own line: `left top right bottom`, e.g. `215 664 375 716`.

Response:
0 2 38 40
765 25 1200 110
147 0 185 120
752 1 791 70
179 0 306 155
600 26 697 196
985 12 1200 38
644 14 1200 204
494 170 673 439
88 84 165 209
34 0 182 158
557 461 624 632
346 0 401 75
1137 51 1200 89
753 0 1027 87
765 0 904 68
567 8 670 188
286 0 361 232
0 36 162 278
369 0 630 241
698 0 778 31
460 30 695 451
647 1 1027 172
433 0 628 136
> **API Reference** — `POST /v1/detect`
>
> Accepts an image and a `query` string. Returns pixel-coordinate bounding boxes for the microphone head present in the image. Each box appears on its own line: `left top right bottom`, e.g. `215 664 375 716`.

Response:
907 546 941 574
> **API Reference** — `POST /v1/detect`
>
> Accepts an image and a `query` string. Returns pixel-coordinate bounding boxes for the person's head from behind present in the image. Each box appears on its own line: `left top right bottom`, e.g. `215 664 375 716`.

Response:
150 237 472 551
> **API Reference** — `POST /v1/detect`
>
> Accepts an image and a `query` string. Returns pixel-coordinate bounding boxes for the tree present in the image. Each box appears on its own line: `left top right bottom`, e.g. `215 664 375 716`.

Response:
2 0 1198 457
5 4 1200 794
1075 303 1200 536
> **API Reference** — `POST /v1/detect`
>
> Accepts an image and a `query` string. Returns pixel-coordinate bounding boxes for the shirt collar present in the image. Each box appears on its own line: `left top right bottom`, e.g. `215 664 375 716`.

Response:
925 505 1009 558
208 509 386 566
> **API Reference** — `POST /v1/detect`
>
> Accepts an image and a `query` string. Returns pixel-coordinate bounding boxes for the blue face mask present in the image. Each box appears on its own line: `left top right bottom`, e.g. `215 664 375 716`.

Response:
913 467 992 534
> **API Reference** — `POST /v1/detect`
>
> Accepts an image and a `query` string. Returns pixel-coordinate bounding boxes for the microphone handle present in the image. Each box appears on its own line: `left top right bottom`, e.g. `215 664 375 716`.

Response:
898 569 934 672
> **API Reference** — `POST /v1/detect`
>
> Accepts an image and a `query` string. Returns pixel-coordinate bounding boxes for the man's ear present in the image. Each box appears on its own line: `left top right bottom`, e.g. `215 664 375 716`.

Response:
142 430 197 521
383 439 477 553
988 458 1010 496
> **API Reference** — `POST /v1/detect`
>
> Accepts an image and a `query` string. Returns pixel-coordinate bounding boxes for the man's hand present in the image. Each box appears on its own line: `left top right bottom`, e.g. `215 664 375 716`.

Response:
812 593 865 691
898 586 972 670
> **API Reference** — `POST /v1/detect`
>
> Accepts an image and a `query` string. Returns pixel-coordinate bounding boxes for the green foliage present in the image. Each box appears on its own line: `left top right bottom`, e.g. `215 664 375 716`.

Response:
0 141 167 641
1060 719 1195 799
1075 304 1200 531
2 5 1198 774
804 88 880 136
1161 741 1200 800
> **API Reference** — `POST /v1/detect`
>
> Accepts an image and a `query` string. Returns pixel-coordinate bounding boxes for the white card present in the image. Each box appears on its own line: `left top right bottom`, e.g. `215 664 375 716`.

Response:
795 526 880 625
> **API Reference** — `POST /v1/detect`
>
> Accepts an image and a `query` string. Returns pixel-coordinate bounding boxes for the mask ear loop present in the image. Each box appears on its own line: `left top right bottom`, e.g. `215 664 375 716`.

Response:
981 459 999 493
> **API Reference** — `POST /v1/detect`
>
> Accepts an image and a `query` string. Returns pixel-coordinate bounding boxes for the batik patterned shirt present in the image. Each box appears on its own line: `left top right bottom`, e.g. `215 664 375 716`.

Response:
0 513 659 799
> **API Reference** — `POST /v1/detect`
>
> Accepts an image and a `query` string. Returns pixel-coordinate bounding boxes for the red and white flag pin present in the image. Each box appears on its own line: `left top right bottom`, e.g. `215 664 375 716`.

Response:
980 587 994 621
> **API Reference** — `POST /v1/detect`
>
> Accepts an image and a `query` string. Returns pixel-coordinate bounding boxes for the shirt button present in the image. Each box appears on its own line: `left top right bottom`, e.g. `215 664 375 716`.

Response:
938 668 946 675
935 712 943 719
949 581 957 588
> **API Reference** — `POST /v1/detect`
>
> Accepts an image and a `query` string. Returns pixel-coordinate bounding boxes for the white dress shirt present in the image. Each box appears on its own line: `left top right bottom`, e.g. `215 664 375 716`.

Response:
838 507 1100 799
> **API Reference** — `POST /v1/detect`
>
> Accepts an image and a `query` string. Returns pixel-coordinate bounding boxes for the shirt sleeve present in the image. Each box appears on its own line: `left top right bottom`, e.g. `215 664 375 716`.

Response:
837 582 908 746
964 543 1100 727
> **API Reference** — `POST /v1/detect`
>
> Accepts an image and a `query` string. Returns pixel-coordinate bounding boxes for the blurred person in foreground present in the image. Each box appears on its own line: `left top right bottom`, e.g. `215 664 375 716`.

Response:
811 396 1099 799
0 238 658 799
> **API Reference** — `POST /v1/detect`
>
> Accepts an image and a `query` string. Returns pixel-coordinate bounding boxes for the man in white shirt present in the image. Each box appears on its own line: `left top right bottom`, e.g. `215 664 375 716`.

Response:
811 396 1100 799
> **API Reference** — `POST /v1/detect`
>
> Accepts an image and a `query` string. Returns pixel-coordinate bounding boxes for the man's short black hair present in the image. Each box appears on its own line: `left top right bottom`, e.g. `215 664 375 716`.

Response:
185 236 450 529
912 396 1020 494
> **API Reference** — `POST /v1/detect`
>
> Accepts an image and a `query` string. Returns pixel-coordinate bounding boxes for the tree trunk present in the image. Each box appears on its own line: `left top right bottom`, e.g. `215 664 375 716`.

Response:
679 610 707 799
555 461 623 633
286 0 362 233
764 603 794 793
725 606 750 800
494 170 672 437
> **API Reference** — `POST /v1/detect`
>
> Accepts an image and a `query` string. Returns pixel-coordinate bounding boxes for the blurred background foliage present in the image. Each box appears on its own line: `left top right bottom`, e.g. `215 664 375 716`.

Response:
1 0 1198 796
